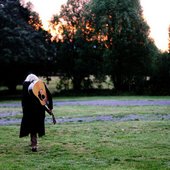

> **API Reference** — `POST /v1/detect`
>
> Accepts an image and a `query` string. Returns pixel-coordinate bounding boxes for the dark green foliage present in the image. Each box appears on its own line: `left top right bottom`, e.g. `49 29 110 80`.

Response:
0 0 56 90
86 0 157 92
0 0 169 95
150 52 170 94
56 0 103 90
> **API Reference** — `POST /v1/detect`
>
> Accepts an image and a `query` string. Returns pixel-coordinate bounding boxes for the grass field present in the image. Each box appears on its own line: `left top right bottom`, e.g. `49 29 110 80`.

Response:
0 96 170 170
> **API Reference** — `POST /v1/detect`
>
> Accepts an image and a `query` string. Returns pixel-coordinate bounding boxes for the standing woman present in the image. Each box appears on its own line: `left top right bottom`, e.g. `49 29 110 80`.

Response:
19 73 53 152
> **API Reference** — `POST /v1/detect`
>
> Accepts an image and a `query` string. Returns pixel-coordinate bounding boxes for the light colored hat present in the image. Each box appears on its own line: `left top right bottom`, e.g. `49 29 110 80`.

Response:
24 74 39 82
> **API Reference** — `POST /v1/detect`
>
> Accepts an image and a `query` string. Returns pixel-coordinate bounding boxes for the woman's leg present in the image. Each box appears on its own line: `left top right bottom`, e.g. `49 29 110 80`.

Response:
30 133 37 152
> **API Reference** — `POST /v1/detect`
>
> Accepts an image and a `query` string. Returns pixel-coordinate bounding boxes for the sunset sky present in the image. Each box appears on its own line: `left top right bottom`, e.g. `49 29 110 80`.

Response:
140 0 170 52
22 0 170 52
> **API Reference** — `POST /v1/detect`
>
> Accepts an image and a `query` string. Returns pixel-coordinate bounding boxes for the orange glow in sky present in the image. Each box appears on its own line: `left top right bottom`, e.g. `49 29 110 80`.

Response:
22 0 170 51
21 0 67 30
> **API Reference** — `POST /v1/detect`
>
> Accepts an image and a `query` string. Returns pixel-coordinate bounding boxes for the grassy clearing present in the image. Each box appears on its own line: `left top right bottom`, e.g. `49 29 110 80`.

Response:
0 121 170 170
51 95 170 120
54 95 170 101
0 96 170 170
0 103 170 120
54 105 170 118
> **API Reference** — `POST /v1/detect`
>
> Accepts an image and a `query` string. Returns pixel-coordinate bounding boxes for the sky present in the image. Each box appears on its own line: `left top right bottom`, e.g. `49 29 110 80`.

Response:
140 0 170 51
22 0 170 52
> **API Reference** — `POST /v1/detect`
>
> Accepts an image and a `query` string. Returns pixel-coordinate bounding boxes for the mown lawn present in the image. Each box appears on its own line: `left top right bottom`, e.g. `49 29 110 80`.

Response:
0 96 170 170
0 121 169 170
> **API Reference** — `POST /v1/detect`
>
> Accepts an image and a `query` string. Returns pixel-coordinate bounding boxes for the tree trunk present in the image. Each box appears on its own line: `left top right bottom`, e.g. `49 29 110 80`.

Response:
72 76 82 90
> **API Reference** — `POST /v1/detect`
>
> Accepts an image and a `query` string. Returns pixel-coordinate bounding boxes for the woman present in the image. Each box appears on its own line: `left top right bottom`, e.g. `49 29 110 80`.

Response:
19 73 53 152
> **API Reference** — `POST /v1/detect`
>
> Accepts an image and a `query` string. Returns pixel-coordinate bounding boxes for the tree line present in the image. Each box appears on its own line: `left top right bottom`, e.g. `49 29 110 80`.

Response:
0 0 170 95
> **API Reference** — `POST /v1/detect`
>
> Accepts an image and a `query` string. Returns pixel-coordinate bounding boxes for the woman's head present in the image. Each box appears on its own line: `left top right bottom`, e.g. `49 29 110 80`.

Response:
24 73 39 83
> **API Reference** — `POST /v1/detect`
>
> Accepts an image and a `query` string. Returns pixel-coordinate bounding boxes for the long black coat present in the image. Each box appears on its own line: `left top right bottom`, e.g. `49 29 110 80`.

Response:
19 81 53 138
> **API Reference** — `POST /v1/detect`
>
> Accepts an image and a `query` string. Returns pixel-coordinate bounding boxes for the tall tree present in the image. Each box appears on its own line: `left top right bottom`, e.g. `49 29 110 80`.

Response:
150 52 170 94
168 25 170 53
149 26 170 95
86 0 156 92
54 0 103 90
0 0 55 90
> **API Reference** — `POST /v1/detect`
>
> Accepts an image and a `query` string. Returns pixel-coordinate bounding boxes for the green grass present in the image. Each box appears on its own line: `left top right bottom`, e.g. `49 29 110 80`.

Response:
55 95 170 101
0 121 170 170
0 96 170 170
0 103 170 119
54 105 170 118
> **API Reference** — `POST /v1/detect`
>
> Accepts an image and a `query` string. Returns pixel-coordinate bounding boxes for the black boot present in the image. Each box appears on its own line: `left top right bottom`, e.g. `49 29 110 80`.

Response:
31 146 37 152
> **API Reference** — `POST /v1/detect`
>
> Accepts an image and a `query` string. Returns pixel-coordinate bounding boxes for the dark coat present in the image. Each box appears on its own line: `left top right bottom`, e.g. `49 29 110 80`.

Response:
19 81 53 138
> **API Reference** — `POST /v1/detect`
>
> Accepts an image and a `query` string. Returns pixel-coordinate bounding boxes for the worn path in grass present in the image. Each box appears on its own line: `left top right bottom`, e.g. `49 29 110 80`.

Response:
1 99 170 107
0 99 170 125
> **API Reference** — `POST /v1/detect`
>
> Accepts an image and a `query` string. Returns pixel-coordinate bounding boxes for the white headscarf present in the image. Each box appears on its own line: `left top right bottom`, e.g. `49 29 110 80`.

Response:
24 74 39 83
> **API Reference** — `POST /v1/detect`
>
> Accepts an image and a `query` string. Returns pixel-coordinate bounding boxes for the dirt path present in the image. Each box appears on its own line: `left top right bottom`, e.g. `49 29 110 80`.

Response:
0 113 170 125
0 99 170 125
53 99 170 106
0 99 170 107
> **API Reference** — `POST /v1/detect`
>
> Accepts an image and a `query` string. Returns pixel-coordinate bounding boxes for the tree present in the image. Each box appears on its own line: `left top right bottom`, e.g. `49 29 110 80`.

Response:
149 25 170 95
168 25 170 53
53 0 103 90
86 0 156 92
150 52 170 94
0 0 55 90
